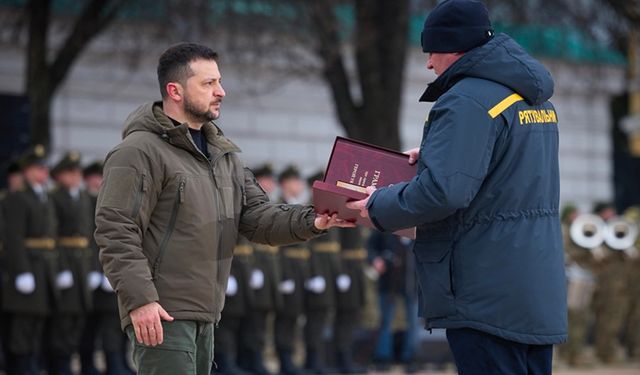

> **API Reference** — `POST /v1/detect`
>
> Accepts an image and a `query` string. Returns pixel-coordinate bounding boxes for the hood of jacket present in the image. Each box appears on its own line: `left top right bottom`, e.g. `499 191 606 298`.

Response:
420 33 554 104
121 102 237 160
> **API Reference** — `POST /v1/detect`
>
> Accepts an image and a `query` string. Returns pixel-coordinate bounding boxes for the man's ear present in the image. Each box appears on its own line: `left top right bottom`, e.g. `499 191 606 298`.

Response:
166 82 183 102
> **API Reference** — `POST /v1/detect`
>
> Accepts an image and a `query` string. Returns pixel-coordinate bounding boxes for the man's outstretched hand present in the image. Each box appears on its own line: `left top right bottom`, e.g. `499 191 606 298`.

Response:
130 301 174 347
314 213 357 230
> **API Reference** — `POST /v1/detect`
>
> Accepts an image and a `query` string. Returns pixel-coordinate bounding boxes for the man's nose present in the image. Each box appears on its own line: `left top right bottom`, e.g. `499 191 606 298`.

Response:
215 84 226 98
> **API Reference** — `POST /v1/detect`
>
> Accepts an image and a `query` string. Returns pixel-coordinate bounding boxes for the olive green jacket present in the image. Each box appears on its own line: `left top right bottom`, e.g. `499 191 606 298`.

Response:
95 102 321 329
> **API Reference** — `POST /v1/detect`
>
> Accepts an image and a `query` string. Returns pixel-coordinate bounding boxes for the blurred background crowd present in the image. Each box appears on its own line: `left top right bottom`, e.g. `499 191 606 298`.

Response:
1 0 640 374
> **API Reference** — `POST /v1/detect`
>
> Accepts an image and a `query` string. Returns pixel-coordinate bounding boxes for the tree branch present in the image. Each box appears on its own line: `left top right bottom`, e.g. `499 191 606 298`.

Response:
308 0 359 134
48 0 125 95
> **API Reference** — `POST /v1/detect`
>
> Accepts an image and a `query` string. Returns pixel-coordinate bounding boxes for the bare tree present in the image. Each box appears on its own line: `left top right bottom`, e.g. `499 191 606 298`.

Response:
24 0 125 150
307 0 410 150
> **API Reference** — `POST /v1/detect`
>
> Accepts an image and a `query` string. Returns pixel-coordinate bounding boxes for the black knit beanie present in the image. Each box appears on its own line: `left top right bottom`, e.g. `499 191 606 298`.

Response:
421 0 494 53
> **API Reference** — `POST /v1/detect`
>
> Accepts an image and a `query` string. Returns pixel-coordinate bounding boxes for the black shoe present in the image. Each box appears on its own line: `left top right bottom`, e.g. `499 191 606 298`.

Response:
304 349 329 375
278 349 304 375
215 352 253 375
336 351 366 374
247 349 272 375
80 352 103 375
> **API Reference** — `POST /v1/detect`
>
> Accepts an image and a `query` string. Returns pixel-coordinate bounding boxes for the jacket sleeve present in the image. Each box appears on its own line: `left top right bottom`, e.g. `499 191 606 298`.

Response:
368 94 499 232
238 168 322 245
95 146 161 314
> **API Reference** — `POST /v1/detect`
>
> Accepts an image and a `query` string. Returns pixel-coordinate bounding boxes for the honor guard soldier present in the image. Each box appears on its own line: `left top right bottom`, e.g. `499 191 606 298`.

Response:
334 227 367 374
558 205 596 366
247 240 280 375
1 159 24 371
590 203 631 363
48 151 96 374
215 236 254 375
303 171 340 374
622 206 640 359
275 165 310 375
1 145 58 374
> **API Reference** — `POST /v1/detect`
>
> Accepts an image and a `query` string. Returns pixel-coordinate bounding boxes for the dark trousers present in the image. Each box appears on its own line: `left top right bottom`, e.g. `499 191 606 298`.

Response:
304 308 328 351
446 328 552 375
274 315 298 352
334 309 359 352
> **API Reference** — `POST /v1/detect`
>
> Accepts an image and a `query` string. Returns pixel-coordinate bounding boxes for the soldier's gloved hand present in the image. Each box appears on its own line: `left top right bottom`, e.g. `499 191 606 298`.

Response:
56 270 74 290
101 275 114 292
15 272 36 294
250 269 265 290
88 271 102 291
278 279 296 294
305 276 326 294
226 276 238 296
336 274 351 292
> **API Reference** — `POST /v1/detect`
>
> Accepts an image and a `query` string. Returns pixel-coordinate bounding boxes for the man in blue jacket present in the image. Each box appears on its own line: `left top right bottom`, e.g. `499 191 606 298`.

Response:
347 0 567 373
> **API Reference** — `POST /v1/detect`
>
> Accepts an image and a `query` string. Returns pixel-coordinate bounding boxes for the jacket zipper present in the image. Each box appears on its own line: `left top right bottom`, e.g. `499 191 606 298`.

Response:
130 174 146 218
207 151 231 317
152 177 185 280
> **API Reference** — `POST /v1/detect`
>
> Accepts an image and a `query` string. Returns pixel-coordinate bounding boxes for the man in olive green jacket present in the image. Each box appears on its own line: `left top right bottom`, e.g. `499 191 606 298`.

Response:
94 43 351 375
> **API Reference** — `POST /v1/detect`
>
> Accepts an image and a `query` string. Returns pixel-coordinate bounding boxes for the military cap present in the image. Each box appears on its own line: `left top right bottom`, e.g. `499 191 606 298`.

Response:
307 170 325 186
17 144 47 169
253 163 274 178
278 165 301 183
593 201 614 215
52 150 82 176
6 159 21 174
83 160 104 177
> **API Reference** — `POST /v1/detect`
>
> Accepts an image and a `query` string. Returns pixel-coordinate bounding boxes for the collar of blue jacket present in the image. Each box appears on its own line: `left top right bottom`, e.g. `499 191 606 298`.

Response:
420 33 554 105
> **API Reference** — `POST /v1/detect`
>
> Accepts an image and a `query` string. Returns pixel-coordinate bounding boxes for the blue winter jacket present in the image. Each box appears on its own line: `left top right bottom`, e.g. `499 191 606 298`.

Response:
367 33 568 345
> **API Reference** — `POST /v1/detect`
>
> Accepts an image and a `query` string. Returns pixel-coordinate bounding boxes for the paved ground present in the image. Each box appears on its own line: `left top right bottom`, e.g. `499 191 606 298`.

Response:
366 363 640 374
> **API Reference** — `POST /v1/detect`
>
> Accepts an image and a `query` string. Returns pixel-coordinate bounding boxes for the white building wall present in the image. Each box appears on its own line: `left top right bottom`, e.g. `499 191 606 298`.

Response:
0 42 625 211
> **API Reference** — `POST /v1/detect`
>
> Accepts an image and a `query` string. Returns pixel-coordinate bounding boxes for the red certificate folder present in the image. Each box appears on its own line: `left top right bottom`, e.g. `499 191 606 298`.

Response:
312 137 417 239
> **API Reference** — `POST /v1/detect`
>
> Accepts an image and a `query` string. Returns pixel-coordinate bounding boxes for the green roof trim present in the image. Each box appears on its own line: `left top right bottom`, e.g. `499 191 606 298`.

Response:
1 0 625 65
409 14 625 65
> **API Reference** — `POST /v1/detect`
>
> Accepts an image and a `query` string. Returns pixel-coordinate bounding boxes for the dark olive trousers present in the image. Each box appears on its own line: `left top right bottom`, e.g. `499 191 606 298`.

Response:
126 320 214 375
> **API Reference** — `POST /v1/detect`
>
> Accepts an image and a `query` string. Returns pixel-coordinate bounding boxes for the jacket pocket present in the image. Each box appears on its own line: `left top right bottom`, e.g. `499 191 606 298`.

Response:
130 173 147 218
413 240 456 319
151 177 185 280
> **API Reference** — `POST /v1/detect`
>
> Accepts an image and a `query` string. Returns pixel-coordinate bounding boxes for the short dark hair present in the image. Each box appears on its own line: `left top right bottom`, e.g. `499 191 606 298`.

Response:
157 43 218 98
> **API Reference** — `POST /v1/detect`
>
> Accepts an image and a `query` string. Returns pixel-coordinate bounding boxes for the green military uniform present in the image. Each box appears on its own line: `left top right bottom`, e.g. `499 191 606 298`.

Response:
622 207 640 359
558 223 596 366
46 151 96 373
275 239 310 375
335 227 368 372
245 241 281 375
215 236 254 375
592 247 629 363
1 147 58 373
304 229 341 373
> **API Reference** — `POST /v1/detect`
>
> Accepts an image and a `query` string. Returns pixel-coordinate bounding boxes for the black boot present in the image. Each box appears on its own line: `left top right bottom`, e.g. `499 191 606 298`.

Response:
246 349 272 375
10 353 31 375
80 350 102 375
215 352 252 375
336 350 367 374
278 349 303 375
105 350 134 375
51 354 74 375
304 349 329 375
